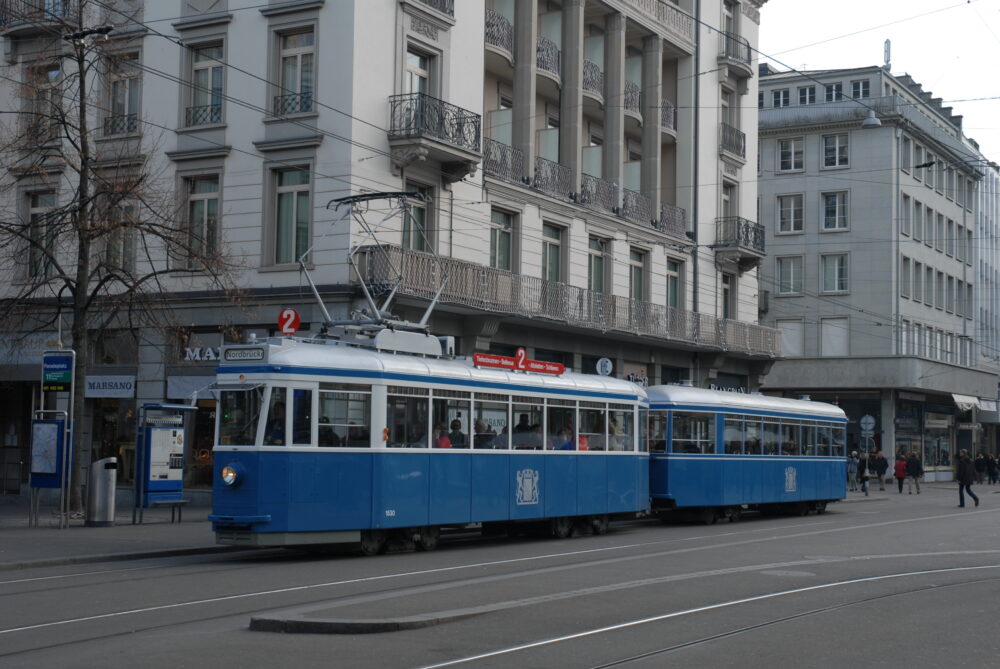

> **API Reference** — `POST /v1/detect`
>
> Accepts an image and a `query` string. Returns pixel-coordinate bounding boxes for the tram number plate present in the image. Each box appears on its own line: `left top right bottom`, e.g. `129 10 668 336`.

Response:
384 509 396 517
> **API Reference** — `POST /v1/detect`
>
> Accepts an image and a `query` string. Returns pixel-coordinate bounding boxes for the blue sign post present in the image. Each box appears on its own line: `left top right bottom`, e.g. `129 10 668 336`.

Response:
32 350 76 528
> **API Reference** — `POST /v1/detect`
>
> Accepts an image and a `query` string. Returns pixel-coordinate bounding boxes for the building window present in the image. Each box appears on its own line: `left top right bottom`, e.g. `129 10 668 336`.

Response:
924 205 933 247
824 83 842 102
777 256 803 295
935 213 944 252
798 86 815 105
489 209 513 271
946 218 955 256
104 201 137 274
28 63 62 143
274 168 311 265
946 276 955 313
588 236 607 293
106 54 140 136
186 175 220 264
820 317 849 356
275 29 314 114
777 138 803 172
629 248 647 301
936 271 944 309
721 272 735 319
27 191 56 279
900 194 911 236
822 191 848 230
850 79 869 99
406 47 430 95
542 223 563 282
822 134 848 167
403 182 431 252
912 200 922 241
901 136 912 172
821 254 848 293
757 91 763 109
901 256 911 298
925 266 934 306
666 258 681 308
772 89 789 108
913 261 923 302
777 319 804 357
188 44 223 126
778 194 804 233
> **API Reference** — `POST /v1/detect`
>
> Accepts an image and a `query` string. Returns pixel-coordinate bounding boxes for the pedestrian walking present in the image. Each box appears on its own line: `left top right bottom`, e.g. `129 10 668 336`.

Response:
905 452 923 494
872 450 889 491
894 453 907 494
847 451 859 491
957 449 980 508
858 452 869 496
987 454 998 485
974 453 987 485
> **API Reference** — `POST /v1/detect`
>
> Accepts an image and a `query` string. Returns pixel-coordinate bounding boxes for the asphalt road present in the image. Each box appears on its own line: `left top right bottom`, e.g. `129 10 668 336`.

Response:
2 483 1000 668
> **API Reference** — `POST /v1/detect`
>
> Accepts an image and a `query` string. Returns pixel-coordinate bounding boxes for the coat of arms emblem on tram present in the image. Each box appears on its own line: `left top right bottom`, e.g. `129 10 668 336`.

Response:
516 468 540 505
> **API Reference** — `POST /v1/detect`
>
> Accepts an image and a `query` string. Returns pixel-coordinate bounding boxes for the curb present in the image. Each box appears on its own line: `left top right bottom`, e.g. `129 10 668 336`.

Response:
0 545 256 571
250 610 482 634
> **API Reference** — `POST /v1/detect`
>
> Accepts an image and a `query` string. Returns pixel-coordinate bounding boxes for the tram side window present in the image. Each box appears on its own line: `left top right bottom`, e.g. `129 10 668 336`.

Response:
724 416 744 454
579 403 608 451
432 391 471 448
802 422 817 456
647 411 667 453
608 405 634 451
548 400 576 450
762 420 780 455
511 399 543 449
780 422 800 455
832 425 846 456
816 424 832 456
387 387 429 448
474 394 509 449
292 389 312 446
745 419 762 455
263 387 288 446
318 389 371 447
672 412 715 454
219 388 262 446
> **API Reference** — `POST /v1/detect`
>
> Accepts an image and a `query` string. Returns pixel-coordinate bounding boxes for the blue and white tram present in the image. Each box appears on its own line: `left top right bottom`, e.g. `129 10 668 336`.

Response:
209 336 649 553
645 385 847 521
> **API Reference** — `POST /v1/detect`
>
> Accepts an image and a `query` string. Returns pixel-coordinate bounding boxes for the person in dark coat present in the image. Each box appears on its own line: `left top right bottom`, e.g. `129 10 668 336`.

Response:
905 452 923 494
974 453 987 484
987 454 998 485
893 453 907 494
957 449 980 508
872 450 889 491
858 452 869 496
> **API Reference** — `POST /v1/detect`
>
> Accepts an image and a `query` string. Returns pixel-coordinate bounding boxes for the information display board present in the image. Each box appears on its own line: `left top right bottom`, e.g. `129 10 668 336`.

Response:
29 419 66 489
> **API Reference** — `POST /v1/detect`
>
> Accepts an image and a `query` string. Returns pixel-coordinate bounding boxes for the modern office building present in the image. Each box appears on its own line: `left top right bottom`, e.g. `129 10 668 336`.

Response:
758 64 1000 480
0 0 772 497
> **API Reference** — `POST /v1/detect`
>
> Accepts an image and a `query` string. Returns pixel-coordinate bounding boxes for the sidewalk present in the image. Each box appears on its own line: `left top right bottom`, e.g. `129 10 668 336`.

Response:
0 501 242 570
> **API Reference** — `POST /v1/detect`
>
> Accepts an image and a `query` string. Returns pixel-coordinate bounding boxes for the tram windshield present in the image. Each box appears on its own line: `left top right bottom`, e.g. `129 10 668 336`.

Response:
218 387 263 445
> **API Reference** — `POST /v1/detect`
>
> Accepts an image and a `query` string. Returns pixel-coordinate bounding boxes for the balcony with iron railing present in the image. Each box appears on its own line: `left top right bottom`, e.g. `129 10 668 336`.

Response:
714 216 765 272
485 9 513 60
660 98 677 135
624 80 642 119
622 189 652 225
534 156 572 199
359 244 779 357
583 60 603 100
388 92 482 181
185 104 222 127
0 0 76 35
620 0 695 53
580 173 618 214
536 36 561 80
414 0 453 17
720 122 746 160
274 92 313 116
656 201 687 239
483 137 525 185
103 113 138 136
719 31 753 79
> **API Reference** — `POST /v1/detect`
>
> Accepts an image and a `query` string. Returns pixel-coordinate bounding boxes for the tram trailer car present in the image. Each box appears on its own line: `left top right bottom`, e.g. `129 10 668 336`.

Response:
208 333 649 554
646 385 848 522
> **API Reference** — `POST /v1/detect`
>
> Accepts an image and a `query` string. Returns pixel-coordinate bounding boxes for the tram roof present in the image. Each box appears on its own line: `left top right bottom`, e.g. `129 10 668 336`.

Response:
646 385 846 420
219 339 646 401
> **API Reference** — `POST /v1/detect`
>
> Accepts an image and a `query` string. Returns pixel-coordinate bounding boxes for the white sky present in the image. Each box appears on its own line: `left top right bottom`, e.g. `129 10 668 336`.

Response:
758 0 1000 161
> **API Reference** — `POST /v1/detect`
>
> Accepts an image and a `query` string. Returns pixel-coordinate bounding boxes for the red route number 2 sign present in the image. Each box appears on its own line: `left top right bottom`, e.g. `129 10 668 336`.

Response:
278 307 301 335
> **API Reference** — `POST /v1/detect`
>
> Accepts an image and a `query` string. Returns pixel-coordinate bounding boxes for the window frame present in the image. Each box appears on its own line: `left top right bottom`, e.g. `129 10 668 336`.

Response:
777 193 804 233
776 255 804 295
821 191 849 231
403 181 433 252
777 137 804 172
824 82 842 102
105 52 141 136
822 133 849 168
489 207 514 271
541 222 565 283
820 253 849 293
271 166 312 266
588 235 608 294
273 26 316 116
772 88 789 108
185 173 222 267
798 85 815 105
187 42 225 127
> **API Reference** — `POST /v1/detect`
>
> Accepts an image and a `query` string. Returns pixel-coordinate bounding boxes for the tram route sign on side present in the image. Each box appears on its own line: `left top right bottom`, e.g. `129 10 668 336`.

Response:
42 353 73 392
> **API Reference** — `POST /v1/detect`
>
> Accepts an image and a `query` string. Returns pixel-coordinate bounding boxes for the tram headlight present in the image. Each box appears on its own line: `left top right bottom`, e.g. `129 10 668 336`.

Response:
221 463 242 487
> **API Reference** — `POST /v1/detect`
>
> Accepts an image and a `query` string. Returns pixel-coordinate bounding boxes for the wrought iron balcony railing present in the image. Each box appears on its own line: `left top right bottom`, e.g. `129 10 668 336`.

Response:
622 189 652 224
534 156 571 199
621 0 695 47
415 0 453 16
274 92 313 115
656 201 687 238
660 98 676 131
485 8 513 56
580 173 618 214
720 31 751 65
185 104 222 127
483 138 525 184
103 113 138 136
359 244 779 356
720 122 746 158
536 36 561 78
583 60 603 97
624 80 641 115
715 216 765 254
388 92 482 155
0 0 74 26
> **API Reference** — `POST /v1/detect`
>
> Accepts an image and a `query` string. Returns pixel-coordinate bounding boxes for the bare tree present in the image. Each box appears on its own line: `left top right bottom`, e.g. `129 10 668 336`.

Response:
0 1 245 510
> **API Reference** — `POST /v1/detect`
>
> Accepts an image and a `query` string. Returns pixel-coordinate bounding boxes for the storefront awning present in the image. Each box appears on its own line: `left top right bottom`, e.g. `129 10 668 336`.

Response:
952 393 981 412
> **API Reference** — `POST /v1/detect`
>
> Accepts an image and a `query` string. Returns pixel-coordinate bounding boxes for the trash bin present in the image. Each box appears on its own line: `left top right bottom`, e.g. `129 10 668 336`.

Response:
86 457 118 527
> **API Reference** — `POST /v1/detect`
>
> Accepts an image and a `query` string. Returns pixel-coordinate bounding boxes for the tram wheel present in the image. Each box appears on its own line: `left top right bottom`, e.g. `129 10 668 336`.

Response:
359 529 387 556
727 507 742 523
699 508 718 525
551 516 573 539
591 515 610 535
795 502 810 517
815 501 828 515
415 526 440 551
